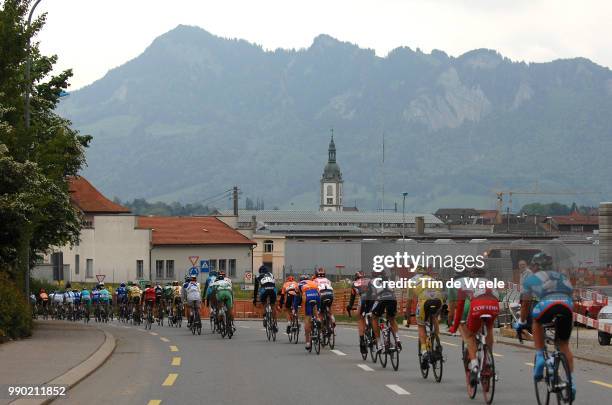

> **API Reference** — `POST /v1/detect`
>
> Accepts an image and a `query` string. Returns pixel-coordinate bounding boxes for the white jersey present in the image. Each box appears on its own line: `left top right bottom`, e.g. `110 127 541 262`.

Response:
53 293 64 304
314 277 333 292
64 291 74 303
186 282 201 302
215 278 233 291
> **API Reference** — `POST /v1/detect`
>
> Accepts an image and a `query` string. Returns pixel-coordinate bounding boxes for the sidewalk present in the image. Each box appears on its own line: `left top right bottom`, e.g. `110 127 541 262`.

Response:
0 320 110 405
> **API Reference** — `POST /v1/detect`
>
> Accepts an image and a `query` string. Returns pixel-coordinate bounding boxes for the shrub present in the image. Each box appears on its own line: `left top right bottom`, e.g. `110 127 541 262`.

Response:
0 272 32 341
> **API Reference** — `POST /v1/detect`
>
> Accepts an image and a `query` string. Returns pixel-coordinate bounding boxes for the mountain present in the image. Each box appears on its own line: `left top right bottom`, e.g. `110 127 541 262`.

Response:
59 25 612 211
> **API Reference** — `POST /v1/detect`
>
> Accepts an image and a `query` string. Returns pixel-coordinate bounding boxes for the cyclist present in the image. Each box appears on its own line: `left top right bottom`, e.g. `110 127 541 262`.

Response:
278 275 299 334
116 282 128 305
163 282 173 312
64 284 75 317
52 289 64 318
99 283 111 318
142 283 157 321
204 270 219 308
449 266 500 387
73 288 81 318
295 274 320 351
407 266 444 370
39 288 50 314
80 287 91 317
253 265 278 332
514 253 575 401
215 271 234 329
91 285 100 316
346 271 372 355
129 282 142 319
154 282 164 320
171 280 183 318
369 269 401 353
185 276 202 327
313 268 335 328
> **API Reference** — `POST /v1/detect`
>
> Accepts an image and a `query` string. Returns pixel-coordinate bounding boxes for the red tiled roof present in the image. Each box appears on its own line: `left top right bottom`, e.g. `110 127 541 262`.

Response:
476 210 498 219
551 211 599 226
138 216 255 246
68 176 130 214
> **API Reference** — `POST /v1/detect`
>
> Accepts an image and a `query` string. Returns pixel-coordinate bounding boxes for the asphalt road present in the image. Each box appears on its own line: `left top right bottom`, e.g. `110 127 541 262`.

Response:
56 317 612 405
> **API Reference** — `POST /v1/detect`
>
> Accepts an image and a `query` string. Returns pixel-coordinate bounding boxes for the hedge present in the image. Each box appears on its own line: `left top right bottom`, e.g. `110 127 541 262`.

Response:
0 272 32 341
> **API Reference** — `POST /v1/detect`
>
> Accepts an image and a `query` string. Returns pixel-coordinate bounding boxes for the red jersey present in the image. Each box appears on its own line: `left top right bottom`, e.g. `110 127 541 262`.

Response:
144 287 156 301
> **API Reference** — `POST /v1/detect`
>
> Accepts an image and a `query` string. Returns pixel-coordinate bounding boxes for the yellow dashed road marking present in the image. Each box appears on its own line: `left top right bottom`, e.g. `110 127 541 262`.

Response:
590 380 612 389
160 337 170 342
162 373 178 387
147 401 161 405
169 345 179 352
172 357 181 366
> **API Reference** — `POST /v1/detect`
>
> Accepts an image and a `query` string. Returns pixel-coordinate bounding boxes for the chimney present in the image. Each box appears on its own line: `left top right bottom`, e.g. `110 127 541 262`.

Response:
416 216 425 235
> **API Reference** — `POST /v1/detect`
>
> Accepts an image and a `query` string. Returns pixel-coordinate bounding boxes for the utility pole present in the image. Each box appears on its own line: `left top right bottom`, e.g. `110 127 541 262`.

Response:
23 0 44 299
233 186 239 216
402 192 408 251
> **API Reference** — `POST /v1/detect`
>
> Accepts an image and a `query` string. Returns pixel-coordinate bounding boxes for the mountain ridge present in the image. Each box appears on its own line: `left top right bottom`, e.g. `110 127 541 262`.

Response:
59 25 612 211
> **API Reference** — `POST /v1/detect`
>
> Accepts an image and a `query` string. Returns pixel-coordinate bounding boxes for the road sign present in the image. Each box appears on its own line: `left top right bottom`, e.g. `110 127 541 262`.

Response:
189 256 200 267
200 259 210 273
244 271 253 284
189 267 199 277
95 274 106 283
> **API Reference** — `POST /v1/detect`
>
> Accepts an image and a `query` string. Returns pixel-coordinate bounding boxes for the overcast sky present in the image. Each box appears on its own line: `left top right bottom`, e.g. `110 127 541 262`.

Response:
36 0 612 89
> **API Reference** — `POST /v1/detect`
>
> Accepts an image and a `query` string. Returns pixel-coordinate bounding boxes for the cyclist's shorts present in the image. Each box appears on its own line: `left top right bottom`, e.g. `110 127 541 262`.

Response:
416 298 442 325
132 296 141 305
371 298 397 318
532 299 573 341
318 290 334 311
466 298 499 333
216 290 233 310
188 299 201 311
304 289 320 317
284 294 295 309
359 298 373 315
259 288 277 305
173 296 182 305
460 298 471 323
292 294 302 311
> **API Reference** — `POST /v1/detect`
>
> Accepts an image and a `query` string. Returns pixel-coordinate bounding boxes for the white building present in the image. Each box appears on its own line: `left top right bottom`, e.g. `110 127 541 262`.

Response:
320 133 343 212
37 177 255 284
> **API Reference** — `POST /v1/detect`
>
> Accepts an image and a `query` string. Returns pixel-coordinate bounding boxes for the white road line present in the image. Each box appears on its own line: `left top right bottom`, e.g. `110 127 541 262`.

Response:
331 350 347 356
259 328 266 331
401 334 418 340
441 340 458 347
525 362 534 367
357 364 375 372
493 353 504 358
386 384 410 395
150 332 158 336
160 337 170 342
239 325 251 329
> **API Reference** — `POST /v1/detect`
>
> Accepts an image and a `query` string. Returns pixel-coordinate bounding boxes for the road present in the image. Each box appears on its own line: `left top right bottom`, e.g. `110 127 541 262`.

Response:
56 318 612 405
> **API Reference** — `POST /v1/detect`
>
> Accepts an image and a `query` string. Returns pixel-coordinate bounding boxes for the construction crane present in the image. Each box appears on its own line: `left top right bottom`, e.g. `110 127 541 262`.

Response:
493 189 600 224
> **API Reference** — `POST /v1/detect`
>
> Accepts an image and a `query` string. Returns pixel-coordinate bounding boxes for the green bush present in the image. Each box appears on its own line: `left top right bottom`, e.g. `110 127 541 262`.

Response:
0 273 32 340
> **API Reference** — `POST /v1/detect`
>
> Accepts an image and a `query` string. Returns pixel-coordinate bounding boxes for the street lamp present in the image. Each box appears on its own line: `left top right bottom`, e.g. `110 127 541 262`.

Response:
23 0 43 299
402 192 408 250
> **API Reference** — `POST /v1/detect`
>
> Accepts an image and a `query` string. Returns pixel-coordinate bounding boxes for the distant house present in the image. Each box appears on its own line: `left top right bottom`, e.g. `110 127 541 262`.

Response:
434 208 479 225
475 210 499 225
546 211 599 233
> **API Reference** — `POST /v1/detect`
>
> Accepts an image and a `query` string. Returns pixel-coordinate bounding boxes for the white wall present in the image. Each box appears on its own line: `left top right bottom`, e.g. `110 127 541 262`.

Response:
60 215 151 284
150 245 253 283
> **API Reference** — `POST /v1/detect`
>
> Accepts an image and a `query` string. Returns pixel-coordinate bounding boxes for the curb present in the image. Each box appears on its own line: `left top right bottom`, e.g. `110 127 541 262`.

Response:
9 329 117 405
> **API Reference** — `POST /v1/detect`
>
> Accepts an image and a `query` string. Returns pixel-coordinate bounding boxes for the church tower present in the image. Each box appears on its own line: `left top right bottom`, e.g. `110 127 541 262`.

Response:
320 130 343 212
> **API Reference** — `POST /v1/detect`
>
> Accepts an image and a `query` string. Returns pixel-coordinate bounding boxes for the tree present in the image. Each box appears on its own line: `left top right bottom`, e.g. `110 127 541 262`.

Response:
0 1 89 287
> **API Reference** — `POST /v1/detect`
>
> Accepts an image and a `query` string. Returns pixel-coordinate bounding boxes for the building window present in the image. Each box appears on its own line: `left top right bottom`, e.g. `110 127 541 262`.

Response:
156 260 164 279
166 260 174 279
86 259 93 278
229 259 236 278
327 185 333 196
75 254 80 275
263 239 274 253
218 259 227 272
210 259 217 272
137 260 144 279
327 198 333 204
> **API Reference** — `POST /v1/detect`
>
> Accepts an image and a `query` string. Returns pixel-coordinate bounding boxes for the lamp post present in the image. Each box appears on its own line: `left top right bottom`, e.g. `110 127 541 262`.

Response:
402 192 408 253
23 0 43 299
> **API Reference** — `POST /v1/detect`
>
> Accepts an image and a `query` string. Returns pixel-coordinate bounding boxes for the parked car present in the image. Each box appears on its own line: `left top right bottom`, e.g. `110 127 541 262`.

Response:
597 305 612 346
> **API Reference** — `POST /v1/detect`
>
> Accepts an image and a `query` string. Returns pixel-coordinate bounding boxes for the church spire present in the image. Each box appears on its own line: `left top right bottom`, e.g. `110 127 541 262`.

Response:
328 128 336 163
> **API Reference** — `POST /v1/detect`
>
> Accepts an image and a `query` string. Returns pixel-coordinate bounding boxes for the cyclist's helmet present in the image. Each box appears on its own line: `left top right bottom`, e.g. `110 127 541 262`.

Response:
99 282 105 288
120 282 126 287
40 288 46 293
184 276 190 282
145 283 152 288
315 268 326 277
414 265 426 274
299 274 309 281
190 276 197 281
286 275 295 282
258 265 269 274
172 280 179 286
467 265 486 277
531 252 553 270
218 271 226 279
354 271 364 280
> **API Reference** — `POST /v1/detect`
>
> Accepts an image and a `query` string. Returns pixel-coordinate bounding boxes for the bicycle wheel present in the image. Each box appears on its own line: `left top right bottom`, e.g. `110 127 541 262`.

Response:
554 352 573 404
328 325 336 350
265 311 272 341
463 341 477 399
418 337 429 379
481 345 496 404
367 328 377 363
210 312 216 333
220 312 227 338
431 334 443 383
292 319 300 344
379 331 388 368
534 353 550 405
314 328 321 355
227 316 233 339
389 329 399 371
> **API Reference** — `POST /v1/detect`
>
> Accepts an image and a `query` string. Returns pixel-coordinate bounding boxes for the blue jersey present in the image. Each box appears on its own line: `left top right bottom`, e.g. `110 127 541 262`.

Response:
92 289 100 302
116 286 127 298
81 290 91 301
522 271 573 301
73 292 81 303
